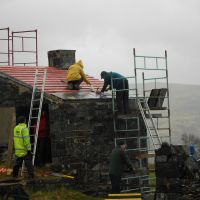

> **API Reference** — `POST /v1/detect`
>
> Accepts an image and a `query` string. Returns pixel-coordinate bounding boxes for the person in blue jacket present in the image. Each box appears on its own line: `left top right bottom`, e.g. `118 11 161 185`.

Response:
97 71 129 114
189 144 197 160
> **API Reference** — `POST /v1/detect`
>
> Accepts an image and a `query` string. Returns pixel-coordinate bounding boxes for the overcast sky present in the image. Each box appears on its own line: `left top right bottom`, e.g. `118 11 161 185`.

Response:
1 0 200 85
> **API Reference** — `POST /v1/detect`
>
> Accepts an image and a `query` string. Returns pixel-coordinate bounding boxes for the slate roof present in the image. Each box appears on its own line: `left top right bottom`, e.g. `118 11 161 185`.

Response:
0 66 105 100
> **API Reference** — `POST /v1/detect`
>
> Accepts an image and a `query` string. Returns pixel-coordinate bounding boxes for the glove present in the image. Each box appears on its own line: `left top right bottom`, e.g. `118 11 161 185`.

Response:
96 88 102 94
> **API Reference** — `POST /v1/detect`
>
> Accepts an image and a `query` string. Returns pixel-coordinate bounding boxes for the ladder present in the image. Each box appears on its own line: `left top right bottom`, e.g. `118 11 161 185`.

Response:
28 67 47 165
111 75 150 193
21 67 47 175
137 98 162 150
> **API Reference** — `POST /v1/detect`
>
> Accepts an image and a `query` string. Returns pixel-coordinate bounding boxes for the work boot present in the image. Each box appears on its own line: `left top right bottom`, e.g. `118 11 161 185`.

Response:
74 83 80 90
67 83 73 90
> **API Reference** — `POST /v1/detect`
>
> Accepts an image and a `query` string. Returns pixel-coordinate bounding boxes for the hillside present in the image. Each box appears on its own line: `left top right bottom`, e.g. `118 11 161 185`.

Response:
136 83 200 144
169 83 200 144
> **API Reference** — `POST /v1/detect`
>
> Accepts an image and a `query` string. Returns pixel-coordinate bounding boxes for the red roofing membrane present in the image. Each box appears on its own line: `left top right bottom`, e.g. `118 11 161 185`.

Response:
0 66 103 94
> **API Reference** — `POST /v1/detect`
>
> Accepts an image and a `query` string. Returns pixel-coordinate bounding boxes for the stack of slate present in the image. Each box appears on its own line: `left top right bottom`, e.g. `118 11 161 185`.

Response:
181 179 200 200
155 142 200 200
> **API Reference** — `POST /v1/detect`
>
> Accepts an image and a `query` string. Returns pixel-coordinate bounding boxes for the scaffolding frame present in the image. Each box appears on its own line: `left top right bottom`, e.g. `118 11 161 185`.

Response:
0 27 38 66
110 48 172 194
133 48 171 146
0 27 11 66
11 29 38 66
111 74 150 193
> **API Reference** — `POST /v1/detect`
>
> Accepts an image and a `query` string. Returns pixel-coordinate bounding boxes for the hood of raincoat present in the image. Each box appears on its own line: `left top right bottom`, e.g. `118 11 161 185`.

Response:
77 60 83 68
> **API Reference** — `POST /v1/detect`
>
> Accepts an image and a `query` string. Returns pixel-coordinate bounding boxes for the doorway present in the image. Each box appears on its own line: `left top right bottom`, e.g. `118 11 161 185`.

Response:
16 104 52 165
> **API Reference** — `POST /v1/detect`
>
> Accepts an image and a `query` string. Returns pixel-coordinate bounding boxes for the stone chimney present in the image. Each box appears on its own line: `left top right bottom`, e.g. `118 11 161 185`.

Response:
48 50 76 70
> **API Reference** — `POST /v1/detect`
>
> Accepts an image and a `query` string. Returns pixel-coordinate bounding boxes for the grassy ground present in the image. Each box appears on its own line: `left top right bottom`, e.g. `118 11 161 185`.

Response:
0 164 156 200
29 187 103 200
149 171 156 188
0 165 103 200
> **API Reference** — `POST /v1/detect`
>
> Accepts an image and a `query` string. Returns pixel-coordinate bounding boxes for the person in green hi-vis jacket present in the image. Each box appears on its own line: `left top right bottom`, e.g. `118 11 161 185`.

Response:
13 116 34 179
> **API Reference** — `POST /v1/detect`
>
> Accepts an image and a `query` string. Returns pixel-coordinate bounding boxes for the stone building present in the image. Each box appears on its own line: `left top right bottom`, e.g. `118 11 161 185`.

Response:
0 27 170 193
0 50 148 191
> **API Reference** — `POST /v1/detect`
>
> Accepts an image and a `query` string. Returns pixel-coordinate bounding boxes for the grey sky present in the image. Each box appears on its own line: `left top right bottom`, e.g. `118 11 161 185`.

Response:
1 0 200 85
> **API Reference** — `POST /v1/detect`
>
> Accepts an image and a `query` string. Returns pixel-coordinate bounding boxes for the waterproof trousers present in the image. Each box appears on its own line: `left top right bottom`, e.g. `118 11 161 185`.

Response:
109 174 121 193
13 154 34 179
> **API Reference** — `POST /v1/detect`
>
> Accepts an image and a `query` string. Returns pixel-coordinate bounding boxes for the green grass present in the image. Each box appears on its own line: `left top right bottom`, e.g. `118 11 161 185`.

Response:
29 187 103 200
0 164 103 200
149 171 156 191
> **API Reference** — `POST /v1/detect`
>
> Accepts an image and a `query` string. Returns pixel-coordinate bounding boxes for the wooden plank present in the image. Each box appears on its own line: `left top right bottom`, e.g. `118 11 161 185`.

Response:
136 153 155 159
105 198 142 200
6 109 16 167
108 193 141 197
106 193 142 200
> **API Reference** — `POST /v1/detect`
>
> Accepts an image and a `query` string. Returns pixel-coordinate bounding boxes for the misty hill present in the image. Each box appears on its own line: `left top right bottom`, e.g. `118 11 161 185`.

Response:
135 83 200 144
169 83 200 144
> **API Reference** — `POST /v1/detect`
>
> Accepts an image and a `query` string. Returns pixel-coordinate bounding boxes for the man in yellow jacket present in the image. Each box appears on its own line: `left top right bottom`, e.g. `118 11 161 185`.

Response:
13 116 34 179
67 60 91 90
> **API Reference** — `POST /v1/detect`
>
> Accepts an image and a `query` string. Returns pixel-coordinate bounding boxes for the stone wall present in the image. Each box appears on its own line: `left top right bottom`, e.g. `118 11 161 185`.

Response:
49 100 113 183
0 78 33 107
0 76 148 187
49 99 147 185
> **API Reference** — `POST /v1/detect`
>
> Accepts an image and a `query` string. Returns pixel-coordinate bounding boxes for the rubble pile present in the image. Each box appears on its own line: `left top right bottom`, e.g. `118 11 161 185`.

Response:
181 179 200 200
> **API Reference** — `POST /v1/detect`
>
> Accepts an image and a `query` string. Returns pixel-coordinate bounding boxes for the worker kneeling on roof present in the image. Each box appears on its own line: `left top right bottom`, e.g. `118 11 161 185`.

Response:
66 60 91 90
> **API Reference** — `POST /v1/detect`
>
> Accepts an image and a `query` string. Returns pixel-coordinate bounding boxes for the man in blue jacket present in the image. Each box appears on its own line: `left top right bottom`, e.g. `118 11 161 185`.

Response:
97 71 129 114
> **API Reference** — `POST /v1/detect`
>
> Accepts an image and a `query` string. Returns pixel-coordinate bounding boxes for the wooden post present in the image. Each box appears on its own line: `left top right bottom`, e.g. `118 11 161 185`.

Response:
6 110 16 167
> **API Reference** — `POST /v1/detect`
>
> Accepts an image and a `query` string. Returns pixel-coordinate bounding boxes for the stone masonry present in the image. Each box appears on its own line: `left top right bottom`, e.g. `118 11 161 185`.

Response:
0 76 148 189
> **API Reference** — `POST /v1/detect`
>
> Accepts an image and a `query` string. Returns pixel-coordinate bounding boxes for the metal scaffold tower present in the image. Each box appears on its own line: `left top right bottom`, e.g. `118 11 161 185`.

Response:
133 48 171 150
0 27 38 66
111 74 150 193
111 48 171 193
11 30 38 66
0 28 11 66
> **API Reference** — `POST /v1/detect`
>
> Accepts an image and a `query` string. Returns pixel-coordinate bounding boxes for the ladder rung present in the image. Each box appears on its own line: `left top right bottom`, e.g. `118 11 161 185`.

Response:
145 114 162 118
32 108 39 110
149 107 167 110
114 129 140 132
154 143 161 145
125 148 147 152
116 116 138 120
29 125 37 127
32 99 40 102
152 128 169 130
